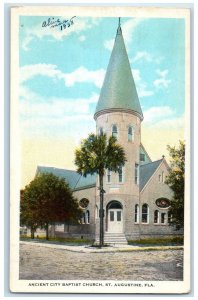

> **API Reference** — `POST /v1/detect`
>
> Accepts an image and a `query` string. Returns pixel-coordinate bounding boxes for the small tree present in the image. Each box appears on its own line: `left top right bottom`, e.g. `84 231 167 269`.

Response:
75 133 126 246
20 189 39 239
166 140 185 230
20 173 82 240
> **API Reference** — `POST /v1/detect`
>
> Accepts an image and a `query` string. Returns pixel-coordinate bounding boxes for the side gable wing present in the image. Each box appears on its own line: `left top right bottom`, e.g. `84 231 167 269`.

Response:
139 159 163 191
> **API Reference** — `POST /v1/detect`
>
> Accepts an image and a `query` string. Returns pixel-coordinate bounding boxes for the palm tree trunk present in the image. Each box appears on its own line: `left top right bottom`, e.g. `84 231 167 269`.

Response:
99 174 104 247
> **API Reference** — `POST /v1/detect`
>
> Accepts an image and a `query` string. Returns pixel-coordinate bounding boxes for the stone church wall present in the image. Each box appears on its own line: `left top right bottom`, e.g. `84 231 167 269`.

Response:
139 160 183 238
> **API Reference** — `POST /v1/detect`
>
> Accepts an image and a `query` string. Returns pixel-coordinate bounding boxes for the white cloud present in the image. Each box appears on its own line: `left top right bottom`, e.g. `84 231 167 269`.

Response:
20 64 105 88
22 36 34 51
19 85 98 137
104 18 143 51
132 69 141 82
143 106 174 124
156 69 169 78
143 106 184 131
122 18 143 45
133 51 152 63
20 86 99 117
156 115 184 130
63 66 105 88
132 51 164 65
132 68 154 98
22 17 101 51
138 87 154 98
153 69 171 89
154 78 171 89
79 35 86 42
104 39 114 51
20 64 62 83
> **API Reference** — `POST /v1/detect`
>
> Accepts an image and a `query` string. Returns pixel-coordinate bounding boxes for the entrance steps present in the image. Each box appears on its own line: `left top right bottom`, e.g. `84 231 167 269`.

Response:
95 232 128 245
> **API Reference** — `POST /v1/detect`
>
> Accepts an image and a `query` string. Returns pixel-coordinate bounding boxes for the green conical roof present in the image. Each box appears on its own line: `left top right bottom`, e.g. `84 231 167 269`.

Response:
94 25 143 120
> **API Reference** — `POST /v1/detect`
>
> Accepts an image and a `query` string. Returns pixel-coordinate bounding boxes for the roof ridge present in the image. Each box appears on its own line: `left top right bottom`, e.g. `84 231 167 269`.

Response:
140 158 163 167
73 173 82 190
38 165 77 173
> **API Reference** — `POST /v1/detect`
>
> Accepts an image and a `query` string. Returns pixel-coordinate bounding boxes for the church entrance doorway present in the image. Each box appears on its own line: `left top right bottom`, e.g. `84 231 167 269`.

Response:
107 201 123 233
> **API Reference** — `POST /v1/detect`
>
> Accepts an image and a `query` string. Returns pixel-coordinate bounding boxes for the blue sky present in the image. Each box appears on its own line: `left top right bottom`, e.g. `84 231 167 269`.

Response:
19 15 185 186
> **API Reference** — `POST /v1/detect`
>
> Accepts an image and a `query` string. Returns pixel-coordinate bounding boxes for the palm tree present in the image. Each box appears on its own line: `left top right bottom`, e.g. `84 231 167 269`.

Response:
75 133 126 247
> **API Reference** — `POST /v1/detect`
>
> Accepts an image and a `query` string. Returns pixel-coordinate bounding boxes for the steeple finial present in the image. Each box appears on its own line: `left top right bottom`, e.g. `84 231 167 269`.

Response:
117 17 122 35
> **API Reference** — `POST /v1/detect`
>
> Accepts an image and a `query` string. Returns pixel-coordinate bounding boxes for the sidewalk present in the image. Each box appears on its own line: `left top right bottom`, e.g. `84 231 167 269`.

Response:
20 241 183 253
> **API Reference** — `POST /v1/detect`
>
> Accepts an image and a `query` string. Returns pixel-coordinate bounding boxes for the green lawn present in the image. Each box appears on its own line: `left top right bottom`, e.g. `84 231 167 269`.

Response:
20 235 184 247
128 236 183 246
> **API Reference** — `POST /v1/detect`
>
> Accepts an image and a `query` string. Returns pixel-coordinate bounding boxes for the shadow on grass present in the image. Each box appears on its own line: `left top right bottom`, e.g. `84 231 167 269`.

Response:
20 236 94 246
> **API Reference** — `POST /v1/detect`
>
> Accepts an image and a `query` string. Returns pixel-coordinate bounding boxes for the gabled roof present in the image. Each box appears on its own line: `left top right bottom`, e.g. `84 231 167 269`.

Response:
36 166 81 190
139 159 163 191
94 24 143 120
74 173 96 191
37 158 165 193
36 166 96 191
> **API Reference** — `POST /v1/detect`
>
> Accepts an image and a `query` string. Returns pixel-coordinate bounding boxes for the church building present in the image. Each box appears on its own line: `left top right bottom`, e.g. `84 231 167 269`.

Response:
36 22 180 244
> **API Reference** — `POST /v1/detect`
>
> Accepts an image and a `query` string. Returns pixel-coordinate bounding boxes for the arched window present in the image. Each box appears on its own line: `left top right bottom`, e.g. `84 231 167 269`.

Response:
154 210 159 223
86 210 90 224
108 201 122 209
142 204 149 223
135 204 139 223
128 126 133 141
81 210 90 224
112 125 118 139
99 127 103 135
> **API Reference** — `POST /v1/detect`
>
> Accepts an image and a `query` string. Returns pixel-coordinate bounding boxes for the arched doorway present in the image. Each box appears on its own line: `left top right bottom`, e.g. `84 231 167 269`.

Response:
106 201 123 233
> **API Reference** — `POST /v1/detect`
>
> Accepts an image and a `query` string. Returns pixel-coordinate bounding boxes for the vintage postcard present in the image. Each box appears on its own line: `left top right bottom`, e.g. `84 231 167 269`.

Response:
10 6 191 294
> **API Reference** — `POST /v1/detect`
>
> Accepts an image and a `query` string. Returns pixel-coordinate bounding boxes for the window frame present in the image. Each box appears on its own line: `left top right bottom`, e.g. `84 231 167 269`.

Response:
118 166 124 183
135 204 139 223
140 153 145 162
135 163 139 185
106 169 111 183
128 125 134 142
154 210 159 224
161 212 166 224
98 127 104 136
141 204 149 224
112 124 118 139
81 209 90 224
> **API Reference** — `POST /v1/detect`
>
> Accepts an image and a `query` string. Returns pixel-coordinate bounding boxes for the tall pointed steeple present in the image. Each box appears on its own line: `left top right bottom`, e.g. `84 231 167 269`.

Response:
94 19 143 120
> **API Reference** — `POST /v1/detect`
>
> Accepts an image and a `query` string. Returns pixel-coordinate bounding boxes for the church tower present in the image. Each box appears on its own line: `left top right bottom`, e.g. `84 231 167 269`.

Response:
94 20 143 241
